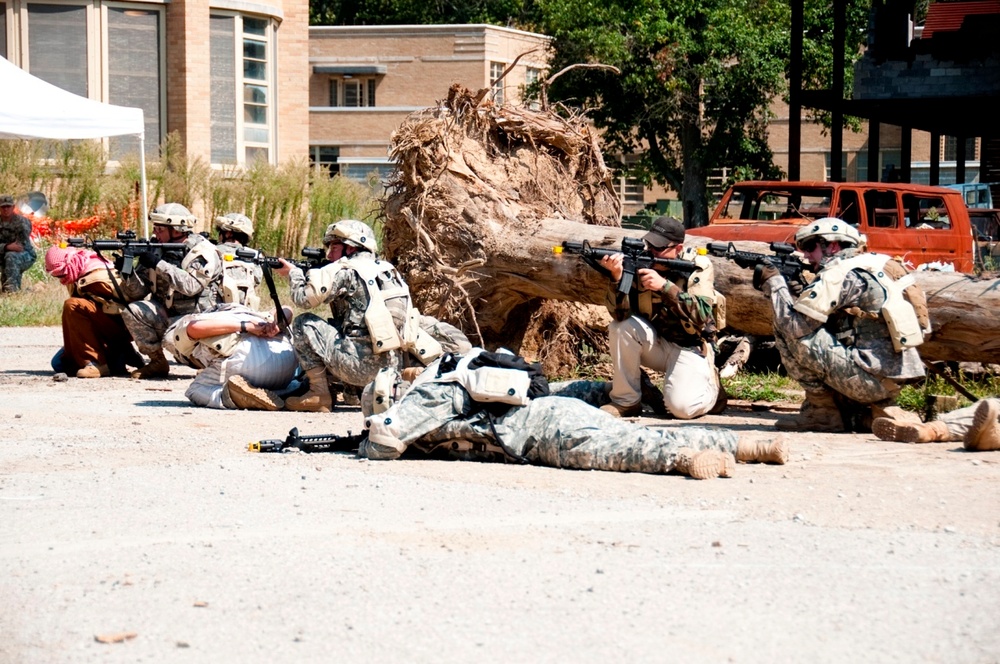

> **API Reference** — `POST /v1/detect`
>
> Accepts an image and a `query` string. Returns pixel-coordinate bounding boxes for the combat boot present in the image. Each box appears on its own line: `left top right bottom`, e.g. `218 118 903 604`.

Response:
736 436 789 464
964 400 1000 451
225 375 284 411
871 401 922 424
673 448 735 480
872 418 950 443
285 367 333 413
775 389 844 433
401 367 425 383
131 350 169 379
76 362 109 379
600 401 643 418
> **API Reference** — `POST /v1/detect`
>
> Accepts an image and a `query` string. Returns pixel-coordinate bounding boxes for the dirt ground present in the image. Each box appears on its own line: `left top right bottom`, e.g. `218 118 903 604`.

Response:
1 326 998 663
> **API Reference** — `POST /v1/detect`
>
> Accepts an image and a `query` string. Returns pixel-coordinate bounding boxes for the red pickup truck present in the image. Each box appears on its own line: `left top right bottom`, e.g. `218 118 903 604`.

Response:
686 181 977 273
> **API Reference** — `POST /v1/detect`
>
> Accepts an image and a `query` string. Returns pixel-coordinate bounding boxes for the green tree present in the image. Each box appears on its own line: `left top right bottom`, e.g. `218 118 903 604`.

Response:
538 0 868 226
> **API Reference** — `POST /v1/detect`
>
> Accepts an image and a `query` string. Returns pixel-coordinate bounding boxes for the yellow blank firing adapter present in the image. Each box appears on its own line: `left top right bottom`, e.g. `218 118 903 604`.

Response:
224 253 234 261
247 441 262 452
697 247 708 255
552 246 564 254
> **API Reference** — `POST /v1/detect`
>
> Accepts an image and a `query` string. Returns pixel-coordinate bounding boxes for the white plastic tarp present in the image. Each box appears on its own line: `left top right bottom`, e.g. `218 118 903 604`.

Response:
0 56 149 233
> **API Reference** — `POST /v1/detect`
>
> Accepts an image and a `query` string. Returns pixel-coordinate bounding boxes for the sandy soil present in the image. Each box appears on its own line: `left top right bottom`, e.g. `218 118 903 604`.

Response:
1 326 998 663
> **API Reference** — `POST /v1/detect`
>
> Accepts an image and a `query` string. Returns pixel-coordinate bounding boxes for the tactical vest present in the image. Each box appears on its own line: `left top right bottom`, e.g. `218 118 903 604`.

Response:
216 244 262 310
793 253 924 352
73 267 125 315
635 249 726 339
156 235 223 312
338 254 444 364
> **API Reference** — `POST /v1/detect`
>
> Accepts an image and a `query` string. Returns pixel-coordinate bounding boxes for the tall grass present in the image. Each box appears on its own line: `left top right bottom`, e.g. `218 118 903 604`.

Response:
0 135 383 326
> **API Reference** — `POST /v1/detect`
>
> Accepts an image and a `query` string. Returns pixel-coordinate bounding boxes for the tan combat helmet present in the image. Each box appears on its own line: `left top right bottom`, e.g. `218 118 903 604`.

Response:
323 219 377 253
794 217 863 249
214 212 254 241
149 203 197 232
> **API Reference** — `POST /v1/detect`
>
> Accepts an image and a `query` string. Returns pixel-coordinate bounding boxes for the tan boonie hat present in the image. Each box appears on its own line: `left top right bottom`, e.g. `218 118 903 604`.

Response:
642 215 686 249
0 194 14 206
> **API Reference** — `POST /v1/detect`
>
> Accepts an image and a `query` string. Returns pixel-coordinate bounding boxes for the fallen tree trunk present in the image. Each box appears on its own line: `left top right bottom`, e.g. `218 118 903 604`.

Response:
401 216 1000 364
382 85 1000 366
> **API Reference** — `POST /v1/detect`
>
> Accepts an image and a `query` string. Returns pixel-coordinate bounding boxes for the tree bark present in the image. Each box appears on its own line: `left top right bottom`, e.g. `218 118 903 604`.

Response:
450 219 1000 364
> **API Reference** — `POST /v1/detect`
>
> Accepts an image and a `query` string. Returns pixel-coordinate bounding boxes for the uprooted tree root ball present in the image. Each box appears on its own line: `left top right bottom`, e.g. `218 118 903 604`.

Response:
382 84 621 360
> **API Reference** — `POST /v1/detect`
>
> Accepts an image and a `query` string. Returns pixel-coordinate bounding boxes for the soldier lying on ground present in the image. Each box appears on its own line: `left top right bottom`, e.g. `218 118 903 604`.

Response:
274 219 470 413
872 398 1000 451
357 348 787 480
163 304 298 410
44 245 143 378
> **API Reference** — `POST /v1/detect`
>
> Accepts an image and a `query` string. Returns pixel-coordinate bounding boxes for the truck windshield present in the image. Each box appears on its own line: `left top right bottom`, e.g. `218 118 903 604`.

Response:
720 187 834 221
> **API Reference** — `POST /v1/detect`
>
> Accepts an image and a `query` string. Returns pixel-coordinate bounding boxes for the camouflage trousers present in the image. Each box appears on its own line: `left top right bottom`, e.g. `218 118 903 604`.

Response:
362 381 738 474
120 299 173 355
2 249 37 292
934 398 1000 441
292 313 472 389
774 326 897 404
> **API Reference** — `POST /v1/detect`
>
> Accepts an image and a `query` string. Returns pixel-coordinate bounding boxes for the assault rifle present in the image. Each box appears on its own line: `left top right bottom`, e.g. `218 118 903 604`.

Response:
68 231 187 277
557 237 699 295
707 241 812 291
247 427 367 454
233 247 320 272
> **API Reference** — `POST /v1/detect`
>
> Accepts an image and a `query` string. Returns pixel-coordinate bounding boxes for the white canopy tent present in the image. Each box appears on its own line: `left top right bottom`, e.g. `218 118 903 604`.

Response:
0 56 150 236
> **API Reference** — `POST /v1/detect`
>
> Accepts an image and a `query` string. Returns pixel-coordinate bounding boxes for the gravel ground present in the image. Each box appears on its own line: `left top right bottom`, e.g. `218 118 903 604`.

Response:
1 326 999 663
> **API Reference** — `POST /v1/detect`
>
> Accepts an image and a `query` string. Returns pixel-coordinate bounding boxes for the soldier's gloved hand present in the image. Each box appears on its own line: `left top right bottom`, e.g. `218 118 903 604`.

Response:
753 261 780 291
137 251 160 269
788 279 805 297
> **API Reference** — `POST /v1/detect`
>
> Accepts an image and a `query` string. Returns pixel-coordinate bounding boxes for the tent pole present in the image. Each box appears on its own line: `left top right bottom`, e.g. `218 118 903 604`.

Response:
139 134 149 238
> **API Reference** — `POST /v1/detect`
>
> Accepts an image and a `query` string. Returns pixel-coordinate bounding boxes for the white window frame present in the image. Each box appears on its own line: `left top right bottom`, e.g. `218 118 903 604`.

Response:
5 0 165 158
328 75 377 108
238 14 274 165
490 61 505 105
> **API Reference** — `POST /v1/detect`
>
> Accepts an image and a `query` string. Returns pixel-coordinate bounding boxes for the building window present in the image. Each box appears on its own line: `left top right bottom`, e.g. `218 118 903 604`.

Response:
943 136 978 162
525 67 540 110
328 77 376 107
490 61 505 105
27 4 89 97
9 1 164 159
613 156 645 207
823 151 849 182
0 4 7 58
210 13 275 165
107 7 161 161
310 146 340 176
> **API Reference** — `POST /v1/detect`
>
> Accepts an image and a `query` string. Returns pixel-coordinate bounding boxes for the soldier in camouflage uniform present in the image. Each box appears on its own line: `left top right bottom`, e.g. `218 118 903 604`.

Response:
213 213 263 310
0 194 37 293
119 203 224 379
275 219 470 413
598 216 724 419
359 349 788 479
872 398 1000 451
759 217 929 432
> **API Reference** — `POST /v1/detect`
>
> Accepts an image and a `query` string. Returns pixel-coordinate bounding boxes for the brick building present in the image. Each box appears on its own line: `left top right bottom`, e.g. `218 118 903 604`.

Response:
0 0 309 169
308 24 549 180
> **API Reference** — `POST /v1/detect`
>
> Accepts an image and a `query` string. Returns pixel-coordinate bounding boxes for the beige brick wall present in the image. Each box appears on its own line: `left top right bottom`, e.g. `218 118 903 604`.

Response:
166 0 308 166
309 25 549 154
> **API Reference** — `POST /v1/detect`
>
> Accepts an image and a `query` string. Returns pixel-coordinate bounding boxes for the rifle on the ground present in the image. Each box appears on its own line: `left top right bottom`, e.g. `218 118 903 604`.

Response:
248 427 367 453
68 231 187 277
707 241 812 291
557 237 699 295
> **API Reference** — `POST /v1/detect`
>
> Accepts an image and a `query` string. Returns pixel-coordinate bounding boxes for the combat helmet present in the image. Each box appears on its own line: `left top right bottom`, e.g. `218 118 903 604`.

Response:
149 203 197 232
323 219 377 253
214 212 254 241
794 217 862 249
